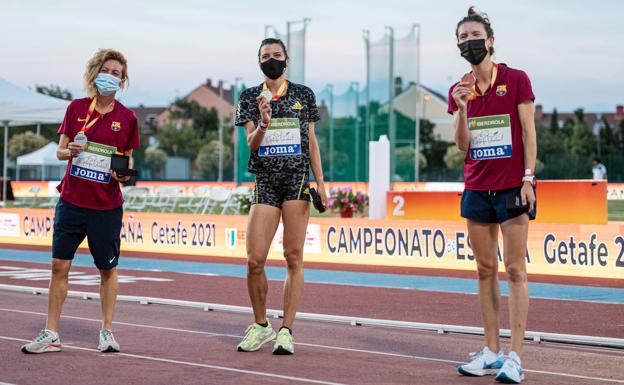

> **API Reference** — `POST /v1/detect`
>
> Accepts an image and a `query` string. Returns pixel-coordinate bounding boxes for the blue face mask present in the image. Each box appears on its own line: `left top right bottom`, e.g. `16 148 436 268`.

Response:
94 73 121 96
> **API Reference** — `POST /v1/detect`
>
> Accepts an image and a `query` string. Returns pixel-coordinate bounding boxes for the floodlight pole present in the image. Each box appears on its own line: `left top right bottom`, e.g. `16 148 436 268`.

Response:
414 24 421 183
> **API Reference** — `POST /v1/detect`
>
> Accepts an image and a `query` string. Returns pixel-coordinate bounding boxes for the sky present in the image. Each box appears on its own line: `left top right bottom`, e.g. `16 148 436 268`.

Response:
1 0 622 112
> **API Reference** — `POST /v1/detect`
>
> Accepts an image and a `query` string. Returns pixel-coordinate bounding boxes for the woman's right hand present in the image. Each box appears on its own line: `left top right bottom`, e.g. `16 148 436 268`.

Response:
451 83 473 111
67 142 84 157
256 96 272 126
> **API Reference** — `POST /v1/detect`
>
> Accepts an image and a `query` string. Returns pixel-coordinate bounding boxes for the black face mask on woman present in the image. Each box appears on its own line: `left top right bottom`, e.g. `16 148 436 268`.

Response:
260 58 287 80
458 39 488 65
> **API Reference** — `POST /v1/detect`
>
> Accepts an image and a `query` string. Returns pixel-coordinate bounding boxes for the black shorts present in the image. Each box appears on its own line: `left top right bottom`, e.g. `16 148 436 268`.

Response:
52 199 123 270
461 186 537 224
253 172 310 208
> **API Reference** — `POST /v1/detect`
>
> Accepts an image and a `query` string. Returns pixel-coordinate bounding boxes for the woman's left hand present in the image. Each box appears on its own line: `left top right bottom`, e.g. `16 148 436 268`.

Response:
111 170 130 183
317 182 328 209
521 182 536 212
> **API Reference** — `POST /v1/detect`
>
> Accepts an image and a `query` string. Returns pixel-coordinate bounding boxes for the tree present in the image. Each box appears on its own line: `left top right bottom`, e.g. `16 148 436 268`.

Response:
598 117 620 155
195 140 233 179
332 151 350 178
35 85 72 101
156 124 202 158
564 109 595 156
395 146 427 181
618 119 624 153
444 145 465 170
393 111 452 170
536 124 564 160
535 158 545 175
144 147 168 178
549 108 559 134
8 131 49 159
170 98 219 139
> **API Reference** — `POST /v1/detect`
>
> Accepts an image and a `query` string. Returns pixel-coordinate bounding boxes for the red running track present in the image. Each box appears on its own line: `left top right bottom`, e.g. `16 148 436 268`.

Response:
1 291 624 385
0 260 623 339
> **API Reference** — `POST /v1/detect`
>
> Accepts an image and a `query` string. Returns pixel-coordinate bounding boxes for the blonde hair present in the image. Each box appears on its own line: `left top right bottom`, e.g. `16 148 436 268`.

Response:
83 49 129 97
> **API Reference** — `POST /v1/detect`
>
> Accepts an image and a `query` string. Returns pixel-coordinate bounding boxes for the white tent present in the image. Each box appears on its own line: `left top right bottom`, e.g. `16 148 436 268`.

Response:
16 142 67 181
0 77 70 125
0 77 70 203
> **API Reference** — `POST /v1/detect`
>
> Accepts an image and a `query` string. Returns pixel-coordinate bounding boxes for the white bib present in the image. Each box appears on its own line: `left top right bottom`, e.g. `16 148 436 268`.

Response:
468 114 512 160
259 117 302 157
70 141 116 183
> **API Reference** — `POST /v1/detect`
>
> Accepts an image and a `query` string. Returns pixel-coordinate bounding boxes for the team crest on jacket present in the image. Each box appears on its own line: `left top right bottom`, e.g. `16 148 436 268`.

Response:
496 85 507 96
111 121 121 131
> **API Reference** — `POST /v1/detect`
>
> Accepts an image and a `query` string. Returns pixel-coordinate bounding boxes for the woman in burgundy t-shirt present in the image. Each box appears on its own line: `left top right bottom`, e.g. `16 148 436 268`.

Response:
21 49 139 355
448 8 537 383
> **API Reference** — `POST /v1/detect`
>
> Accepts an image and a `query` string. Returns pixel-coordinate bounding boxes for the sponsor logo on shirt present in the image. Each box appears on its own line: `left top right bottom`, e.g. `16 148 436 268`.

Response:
292 101 304 110
111 121 121 131
77 117 86 122
496 85 507 96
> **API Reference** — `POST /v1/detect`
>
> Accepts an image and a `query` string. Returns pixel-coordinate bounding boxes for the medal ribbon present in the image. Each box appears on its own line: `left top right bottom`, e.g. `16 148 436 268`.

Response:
471 63 498 98
262 80 288 100
79 97 100 134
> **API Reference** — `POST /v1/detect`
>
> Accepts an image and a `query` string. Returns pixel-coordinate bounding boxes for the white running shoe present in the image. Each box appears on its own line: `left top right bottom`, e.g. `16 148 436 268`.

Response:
458 347 505 376
21 329 62 354
272 328 295 355
98 329 120 353
496 351 525 383
237 322 276 352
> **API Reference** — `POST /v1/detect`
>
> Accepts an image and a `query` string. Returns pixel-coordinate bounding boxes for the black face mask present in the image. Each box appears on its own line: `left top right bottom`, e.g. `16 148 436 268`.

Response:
260 58 287 80
458 39 488 65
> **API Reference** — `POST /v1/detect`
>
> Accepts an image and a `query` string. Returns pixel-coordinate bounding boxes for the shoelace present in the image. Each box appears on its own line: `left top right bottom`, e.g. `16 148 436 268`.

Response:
101 329 115 342
506 357 521 371
36 330 51 342
468 351 484 359
243 325 261 341
277 331 291 344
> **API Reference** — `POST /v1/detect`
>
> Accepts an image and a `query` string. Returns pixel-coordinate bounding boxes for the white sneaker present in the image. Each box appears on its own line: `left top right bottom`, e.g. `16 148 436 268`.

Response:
98 329 120 353
21 329 62 354
458 347 504 376
496 351 525 383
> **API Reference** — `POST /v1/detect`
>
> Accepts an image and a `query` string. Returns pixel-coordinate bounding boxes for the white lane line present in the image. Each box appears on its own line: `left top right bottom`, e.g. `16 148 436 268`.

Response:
2 307 623 383
0 308 223 338
0 382 18 385
0 336 344 385
3 284 623 349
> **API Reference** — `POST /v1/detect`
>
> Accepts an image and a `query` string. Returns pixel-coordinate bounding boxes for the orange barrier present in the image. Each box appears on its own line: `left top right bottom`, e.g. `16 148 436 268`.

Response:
10 180 623 200
0 208 622 279
536 181 608 224
387 191 462 222
387 181 608 225
11 181 51 197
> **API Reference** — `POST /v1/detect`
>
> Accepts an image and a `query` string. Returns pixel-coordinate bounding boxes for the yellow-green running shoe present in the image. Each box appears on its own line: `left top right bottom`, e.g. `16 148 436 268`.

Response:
237 322 276 352
272 328 294 355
